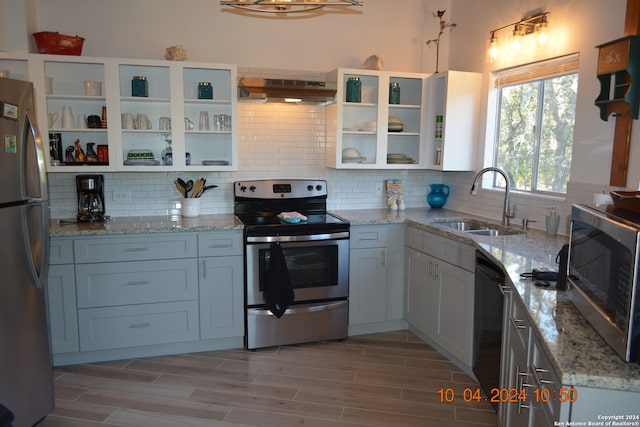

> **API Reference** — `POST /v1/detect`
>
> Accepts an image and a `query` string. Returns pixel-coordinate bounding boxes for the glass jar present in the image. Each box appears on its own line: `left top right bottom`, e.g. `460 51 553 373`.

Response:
389 82 400 104
346 77 361 103
86 142 97 162
131 76 148 97
198 82 213 99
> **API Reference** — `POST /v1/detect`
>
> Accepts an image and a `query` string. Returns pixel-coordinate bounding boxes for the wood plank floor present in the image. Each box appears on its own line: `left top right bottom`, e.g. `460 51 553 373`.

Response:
42 330 498 427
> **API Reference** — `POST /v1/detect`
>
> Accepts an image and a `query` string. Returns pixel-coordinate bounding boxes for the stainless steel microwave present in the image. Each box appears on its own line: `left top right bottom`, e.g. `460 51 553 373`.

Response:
568 204 640 362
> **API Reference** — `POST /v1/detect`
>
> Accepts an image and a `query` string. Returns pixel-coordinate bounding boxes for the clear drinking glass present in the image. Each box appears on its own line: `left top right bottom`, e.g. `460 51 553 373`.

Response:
199 111 210 131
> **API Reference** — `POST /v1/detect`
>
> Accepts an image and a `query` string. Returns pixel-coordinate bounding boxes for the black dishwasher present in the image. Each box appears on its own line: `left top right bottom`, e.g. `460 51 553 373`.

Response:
473 251 506 411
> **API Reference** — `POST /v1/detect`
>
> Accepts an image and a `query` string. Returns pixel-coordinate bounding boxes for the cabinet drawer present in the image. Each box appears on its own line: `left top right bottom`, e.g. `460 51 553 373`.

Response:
406 226 475 271
509 297 531 354
74 234 198 263
49 238 74 264
198 231 243 257
530 337 561 420
350 226 388 249
78 301 199 351
76 259 198 308
406 226 426 252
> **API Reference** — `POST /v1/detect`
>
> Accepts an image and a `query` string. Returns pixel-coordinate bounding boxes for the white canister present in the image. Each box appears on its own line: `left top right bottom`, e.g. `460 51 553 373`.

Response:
181 198 201 218
84 81 102 96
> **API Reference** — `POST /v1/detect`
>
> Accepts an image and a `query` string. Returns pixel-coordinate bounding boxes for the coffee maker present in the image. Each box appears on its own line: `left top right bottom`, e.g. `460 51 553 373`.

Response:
76 175 106 222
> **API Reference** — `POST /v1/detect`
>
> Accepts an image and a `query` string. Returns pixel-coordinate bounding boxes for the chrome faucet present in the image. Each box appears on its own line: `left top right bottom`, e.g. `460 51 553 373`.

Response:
470 167 516 226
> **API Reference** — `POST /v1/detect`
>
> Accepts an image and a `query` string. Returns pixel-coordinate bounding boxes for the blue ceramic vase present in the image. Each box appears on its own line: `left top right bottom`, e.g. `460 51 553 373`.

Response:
427 183 450 208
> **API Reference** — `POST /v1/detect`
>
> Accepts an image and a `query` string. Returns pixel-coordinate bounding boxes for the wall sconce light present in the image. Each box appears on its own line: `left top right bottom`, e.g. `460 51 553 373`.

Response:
219 0 363 14
487 11 550 62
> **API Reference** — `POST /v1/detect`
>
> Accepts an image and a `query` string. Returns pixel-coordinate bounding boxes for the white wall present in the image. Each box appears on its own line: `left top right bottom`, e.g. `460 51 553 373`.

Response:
448 0 632 187
33 0 434 73
439 0 638 234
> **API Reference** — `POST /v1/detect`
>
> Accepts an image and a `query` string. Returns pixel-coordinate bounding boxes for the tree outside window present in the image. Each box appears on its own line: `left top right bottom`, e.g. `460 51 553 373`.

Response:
494 73 578 194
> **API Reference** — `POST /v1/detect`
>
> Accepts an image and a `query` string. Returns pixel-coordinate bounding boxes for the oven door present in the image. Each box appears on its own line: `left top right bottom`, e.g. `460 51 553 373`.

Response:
245 232 349 306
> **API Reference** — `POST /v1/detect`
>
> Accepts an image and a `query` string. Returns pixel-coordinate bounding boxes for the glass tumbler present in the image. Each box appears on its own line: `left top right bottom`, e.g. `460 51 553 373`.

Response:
198 111 210 131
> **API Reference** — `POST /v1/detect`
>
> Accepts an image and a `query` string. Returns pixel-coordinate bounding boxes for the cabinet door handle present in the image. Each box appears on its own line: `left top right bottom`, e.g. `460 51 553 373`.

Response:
128 322 151 329
531 364 554 385
359 236 379 241
208 243 232 248
125 247 149 252
433 262 439 280
380 249 386 267
127 280 150 286
202 259 207 280
510 317 528 330
516 366 533 412
499 284 511 295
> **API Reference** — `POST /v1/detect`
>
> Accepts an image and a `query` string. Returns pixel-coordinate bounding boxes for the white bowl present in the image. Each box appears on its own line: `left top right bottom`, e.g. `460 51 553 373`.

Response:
342 148 362 159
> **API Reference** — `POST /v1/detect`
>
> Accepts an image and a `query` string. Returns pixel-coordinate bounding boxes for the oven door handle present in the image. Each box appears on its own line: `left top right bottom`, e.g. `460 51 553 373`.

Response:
246 231 349 243
250 300 348 315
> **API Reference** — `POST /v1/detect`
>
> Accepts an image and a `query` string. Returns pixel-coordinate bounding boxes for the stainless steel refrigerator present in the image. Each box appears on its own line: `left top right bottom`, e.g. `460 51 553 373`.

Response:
0 77 53 426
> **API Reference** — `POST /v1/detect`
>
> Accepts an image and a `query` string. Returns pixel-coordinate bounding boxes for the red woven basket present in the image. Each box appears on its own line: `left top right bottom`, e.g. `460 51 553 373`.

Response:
33 32 84 56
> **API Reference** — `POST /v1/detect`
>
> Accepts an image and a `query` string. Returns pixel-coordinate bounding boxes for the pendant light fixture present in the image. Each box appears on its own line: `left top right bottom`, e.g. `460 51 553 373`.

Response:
219 0 363 14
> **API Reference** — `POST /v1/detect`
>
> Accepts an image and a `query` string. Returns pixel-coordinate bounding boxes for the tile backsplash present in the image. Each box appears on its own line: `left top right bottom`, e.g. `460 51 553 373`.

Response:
47 102 612 236
48 103 441 219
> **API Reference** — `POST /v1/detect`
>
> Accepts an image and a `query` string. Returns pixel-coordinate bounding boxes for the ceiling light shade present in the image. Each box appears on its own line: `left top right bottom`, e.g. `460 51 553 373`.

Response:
219 0 363 14
511 26 521 51
537 16 549 44
487 32 499 62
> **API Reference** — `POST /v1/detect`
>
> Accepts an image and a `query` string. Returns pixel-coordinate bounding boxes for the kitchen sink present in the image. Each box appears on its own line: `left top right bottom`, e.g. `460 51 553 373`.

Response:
434 219 522 236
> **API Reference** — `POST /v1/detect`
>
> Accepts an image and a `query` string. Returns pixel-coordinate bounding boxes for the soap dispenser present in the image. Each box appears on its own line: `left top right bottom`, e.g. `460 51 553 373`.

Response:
545 206 560 236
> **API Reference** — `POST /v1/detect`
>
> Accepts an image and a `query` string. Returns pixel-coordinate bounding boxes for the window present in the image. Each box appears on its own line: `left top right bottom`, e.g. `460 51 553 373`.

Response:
492 54 579 195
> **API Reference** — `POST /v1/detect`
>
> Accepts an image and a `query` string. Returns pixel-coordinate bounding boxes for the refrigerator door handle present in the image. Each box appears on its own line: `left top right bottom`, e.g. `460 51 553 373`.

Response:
24 109 47 201
24 203 49 288
24 109 49 288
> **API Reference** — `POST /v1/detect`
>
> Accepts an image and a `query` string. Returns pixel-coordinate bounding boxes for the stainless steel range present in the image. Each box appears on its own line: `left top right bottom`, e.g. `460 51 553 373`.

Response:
234 179 350 350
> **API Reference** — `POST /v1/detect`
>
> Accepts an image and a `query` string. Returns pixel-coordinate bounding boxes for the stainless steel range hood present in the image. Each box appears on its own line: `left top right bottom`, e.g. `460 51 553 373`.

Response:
238 77 337 104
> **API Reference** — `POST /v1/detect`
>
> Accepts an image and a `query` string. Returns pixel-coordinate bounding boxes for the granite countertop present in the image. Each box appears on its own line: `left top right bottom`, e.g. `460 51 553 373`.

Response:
333 208 640 394
49 214 243 237
50 208 640 393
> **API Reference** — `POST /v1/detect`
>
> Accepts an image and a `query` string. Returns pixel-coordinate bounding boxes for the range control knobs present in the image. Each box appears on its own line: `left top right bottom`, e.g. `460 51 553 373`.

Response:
249 186 256 192
316 184 323 191
239 185 247 192
307 185 314 191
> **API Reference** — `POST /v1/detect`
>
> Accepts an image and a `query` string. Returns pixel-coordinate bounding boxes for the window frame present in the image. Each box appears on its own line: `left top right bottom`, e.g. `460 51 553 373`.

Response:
488 53 580 196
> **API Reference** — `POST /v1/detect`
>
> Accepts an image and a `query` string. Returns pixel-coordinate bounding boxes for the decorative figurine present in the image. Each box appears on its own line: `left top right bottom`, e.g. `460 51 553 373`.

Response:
426 10 457 74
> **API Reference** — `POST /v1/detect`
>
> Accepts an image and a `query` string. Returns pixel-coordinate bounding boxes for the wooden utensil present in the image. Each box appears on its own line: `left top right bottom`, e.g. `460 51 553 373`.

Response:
174 179 186 198
191 178 205 198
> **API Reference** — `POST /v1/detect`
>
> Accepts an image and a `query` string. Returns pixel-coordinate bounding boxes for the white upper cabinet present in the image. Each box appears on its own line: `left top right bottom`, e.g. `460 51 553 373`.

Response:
426 70 481 171
20 54 237 172
326 68 429 169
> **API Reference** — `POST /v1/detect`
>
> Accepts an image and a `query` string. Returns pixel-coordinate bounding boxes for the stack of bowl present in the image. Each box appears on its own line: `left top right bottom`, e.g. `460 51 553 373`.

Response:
388 116 404 132
342 148 365 163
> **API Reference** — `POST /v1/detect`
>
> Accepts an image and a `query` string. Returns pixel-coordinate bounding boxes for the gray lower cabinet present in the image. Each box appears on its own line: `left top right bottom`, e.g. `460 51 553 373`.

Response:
499 287 536 426
74 234 200 352
198 232 244 340
47 230 244 364
75 258 200 351
498 283 640 426
47 238 78 354
348 224 405 332
405 226 475 367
